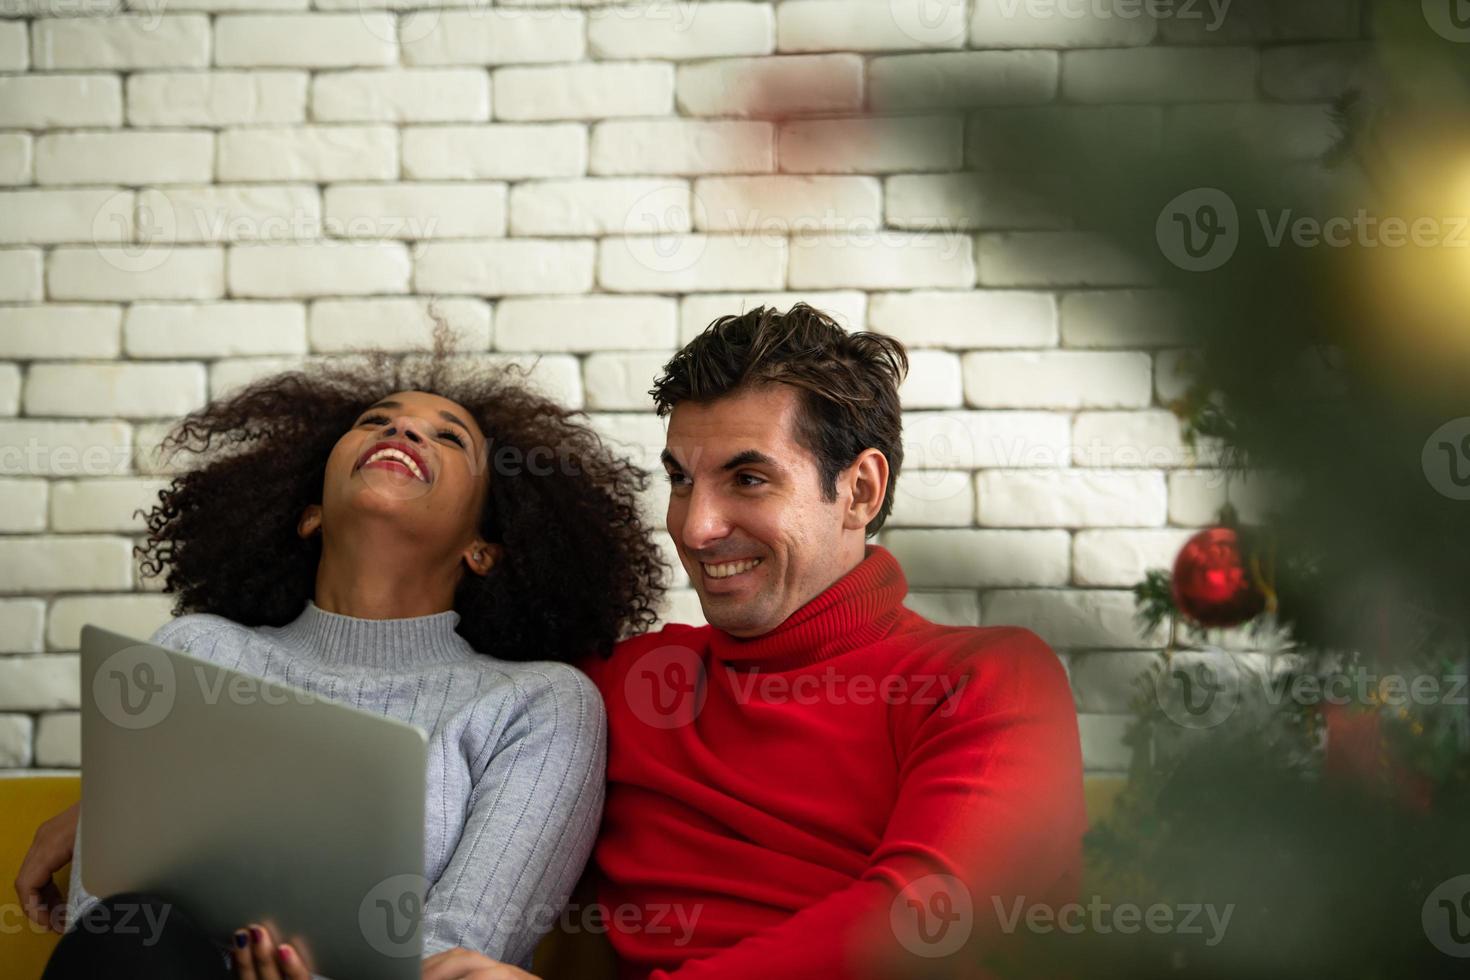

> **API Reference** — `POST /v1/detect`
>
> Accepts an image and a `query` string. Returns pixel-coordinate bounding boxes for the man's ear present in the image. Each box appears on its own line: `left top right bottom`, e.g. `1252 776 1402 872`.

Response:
297 504 322 539
842 449 890 532
463 540 501 577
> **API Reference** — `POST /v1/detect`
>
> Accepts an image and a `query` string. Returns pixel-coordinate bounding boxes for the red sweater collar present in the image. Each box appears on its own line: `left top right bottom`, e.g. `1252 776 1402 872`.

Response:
707 545 909 671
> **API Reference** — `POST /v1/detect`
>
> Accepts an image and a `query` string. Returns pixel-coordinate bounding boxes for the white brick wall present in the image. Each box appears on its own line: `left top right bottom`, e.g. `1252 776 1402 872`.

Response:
0 2 1352 772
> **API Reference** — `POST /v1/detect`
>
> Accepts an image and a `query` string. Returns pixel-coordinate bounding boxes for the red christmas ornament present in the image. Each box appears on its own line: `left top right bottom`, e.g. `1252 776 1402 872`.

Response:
1170 526 1266 629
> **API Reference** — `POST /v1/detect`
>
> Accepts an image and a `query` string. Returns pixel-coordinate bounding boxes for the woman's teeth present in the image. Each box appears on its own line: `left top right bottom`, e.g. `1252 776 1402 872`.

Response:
702 558 762 579
364 448 426 482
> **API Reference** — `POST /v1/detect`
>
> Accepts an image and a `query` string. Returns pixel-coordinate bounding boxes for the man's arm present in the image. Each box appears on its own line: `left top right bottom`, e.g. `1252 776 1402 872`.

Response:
655 629 1086 979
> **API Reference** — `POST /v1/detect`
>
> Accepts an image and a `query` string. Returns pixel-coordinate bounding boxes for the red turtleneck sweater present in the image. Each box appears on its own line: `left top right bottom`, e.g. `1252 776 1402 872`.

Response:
581 546 1086 979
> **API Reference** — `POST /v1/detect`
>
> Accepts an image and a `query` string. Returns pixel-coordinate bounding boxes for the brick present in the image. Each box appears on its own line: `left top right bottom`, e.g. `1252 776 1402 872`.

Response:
899 350 963 409
1062 47 1258 103
902 592 980 627
1153 348 1192 405
692 175 881 232
584 352 675 410
970 0 1158 46
510 178 689 236
597 235 786 292
25 363 207 419
49 478 166 534
967 105 1162 169
677 55 862 117
586 412 669 474
0 20 25 71
657 589 707 628
229 242 411 298
401 9 585 67
902 410 1069 470
495 297 676 352
0 306 122 359
127 71 307 126
1061 290 1185 348
309 298 491 353
496 63 674 121
459 353 584 410
982 589 1168 650
218 126 396 182
0 134 29 185
0 364 16 415
0 74 122 128
323 183 507 239
779 115 962 173
48 247 225 301
312 69 489 123
0 715 31 767
35 712 79 768
963 351 1151 408
885 173 1066 231
0 538 133 594
135 185 321 245
132 422 191 477
1074 529 1195 587
0 189 133 246
885 471 975 527
1164 104 1337 161
869 51 1058 109
0 250 42 302
32 15 210 69
47 594 174 651
788 232 973 289
0 599 45 655
679 291 866 343
1261 44 1372 102
868 290 1056 348
886 529 1069 587
589 2 773 59
0 479 46 532
1078 713 1133 770
36 132 213 186
779 0 968 51
415 240 596 296
1072 410 1214 469
0 421 132 478
124 303 307 358
215 13 396 68
209 357 306 400
404 125 586 180
977 469 1167 527
977 231 1153 287
1068 651 1160 713
1157 0 1360 43
592 120 773 175
1167 469 1271 526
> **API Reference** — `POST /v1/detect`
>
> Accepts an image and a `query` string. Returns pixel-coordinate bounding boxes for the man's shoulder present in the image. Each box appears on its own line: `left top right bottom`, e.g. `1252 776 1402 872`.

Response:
577 622 713 691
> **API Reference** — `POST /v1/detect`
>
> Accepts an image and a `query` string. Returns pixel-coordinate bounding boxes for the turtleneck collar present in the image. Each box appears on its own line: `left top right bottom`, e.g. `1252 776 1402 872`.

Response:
265 600 480 669
707 545 909 671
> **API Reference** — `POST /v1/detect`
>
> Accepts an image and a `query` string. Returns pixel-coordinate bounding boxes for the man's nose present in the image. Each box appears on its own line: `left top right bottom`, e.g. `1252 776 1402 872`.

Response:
677 485 731 552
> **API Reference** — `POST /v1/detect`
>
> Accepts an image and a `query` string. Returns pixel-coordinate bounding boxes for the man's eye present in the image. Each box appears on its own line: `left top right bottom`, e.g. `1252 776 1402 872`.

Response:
438 431 465 447
737 473 766 487
665 472 689 487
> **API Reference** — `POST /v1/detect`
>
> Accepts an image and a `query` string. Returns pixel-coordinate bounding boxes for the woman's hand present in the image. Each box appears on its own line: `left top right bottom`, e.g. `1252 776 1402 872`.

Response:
14 801 80 933
423 947 540 980
230 921 316 980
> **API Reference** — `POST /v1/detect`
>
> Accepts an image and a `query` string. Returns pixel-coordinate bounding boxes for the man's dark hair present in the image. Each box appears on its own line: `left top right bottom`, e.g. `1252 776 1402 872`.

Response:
649 303 908 535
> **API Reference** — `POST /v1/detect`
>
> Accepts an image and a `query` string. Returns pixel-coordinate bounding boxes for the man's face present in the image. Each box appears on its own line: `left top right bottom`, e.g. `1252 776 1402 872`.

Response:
662 384 859 637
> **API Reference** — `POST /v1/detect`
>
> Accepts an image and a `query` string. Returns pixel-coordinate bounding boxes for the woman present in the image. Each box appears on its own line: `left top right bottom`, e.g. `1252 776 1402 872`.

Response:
16 335 666 979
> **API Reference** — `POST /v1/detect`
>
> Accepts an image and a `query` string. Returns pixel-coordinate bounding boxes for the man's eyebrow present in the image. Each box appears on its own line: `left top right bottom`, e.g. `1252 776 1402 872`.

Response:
721 449 778 471
660 449 681 470
363 401 474 438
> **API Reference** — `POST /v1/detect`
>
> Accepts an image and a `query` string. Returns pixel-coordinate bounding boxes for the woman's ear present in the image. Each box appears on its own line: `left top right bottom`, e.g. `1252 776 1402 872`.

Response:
297 504 323 539
463 540 500 577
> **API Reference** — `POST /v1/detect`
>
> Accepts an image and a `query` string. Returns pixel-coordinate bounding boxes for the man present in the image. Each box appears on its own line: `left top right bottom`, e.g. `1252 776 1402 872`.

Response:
576 304 1086 978
17 304 1085 979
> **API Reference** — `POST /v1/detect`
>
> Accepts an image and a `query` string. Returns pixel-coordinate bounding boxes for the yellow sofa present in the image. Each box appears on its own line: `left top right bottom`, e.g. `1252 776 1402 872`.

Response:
1 773 1127 980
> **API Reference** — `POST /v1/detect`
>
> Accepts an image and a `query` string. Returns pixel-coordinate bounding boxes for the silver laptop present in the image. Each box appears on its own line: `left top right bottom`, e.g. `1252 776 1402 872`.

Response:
80 625 429 980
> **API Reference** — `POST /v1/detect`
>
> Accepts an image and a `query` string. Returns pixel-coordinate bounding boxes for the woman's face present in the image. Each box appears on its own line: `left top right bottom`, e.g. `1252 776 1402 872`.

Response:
305 390 494 570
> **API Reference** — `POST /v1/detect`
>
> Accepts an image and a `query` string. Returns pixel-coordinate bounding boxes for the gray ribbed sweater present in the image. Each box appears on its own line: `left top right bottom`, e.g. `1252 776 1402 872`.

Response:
64 601 607 974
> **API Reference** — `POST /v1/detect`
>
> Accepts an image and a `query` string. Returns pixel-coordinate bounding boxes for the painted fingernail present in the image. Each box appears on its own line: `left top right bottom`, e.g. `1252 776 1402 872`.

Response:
233 930 247 948
249 925 263 944
277 945 292 965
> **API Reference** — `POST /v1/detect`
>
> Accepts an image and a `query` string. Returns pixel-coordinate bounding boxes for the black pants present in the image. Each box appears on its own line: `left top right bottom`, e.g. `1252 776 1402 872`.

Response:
41 891 231 979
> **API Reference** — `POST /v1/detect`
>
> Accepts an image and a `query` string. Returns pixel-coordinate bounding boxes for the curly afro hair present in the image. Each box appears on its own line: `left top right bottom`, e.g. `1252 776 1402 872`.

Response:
138 331 667 662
